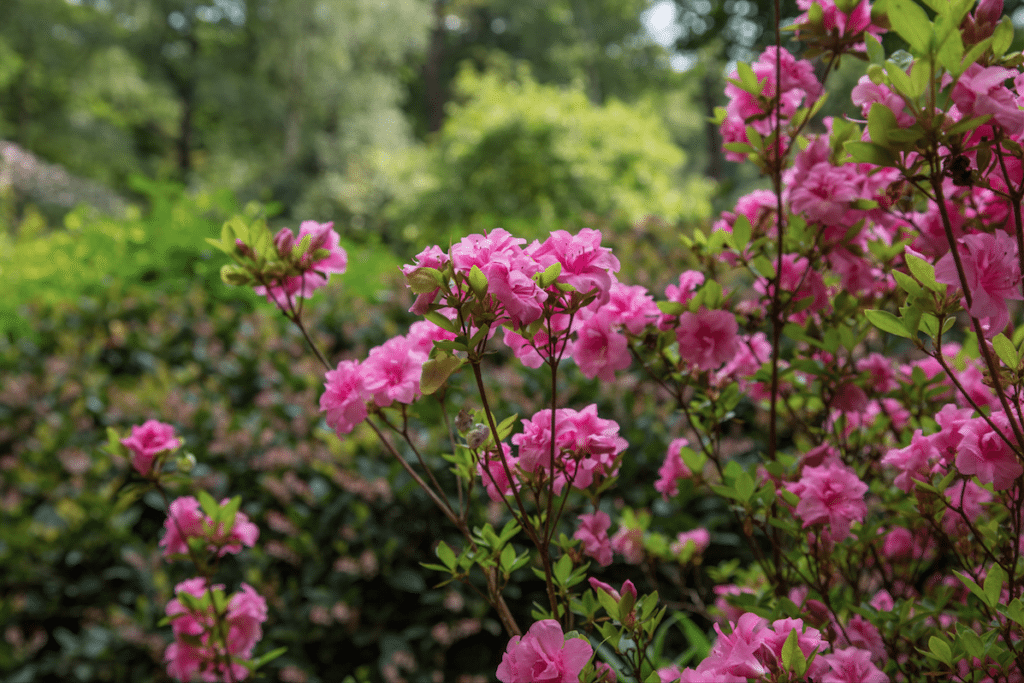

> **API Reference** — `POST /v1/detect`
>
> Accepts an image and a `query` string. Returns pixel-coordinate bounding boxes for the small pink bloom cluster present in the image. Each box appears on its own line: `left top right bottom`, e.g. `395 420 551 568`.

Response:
793 0 886 46
160 496 260 559
121 419 181 476
677 613 887 683
574 511 613 566
164 578 268 682
655 438 693 500
320 320 454 435
510 404 627 494
251 220 348 310
721 46 823 162
934 231 1024 336
495 619 592 683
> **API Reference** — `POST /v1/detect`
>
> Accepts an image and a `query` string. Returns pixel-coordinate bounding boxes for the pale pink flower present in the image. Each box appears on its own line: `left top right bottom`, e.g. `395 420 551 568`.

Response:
122 420 181 476
320 360 369 435
821 647 889 683
676 308 740 371
881 429 939 493
655 438 693 500
956 411 1024 490
785 463 868 543
604 282 659 334
851 76 915 126
934 231 1024 336
611 526 645 564
574 511 613 566
477 444 520 503
160 496 259 559
495 619 592 683
836 614 886 663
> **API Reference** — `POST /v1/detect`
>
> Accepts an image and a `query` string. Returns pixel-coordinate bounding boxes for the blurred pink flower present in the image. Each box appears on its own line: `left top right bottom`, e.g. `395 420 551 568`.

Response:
121 419 181 476
320 360 369 436
676 309 740 371
160 496 259 559
935 231 1023 336
254 221 347 310
785 463 868 543
574 511 613 567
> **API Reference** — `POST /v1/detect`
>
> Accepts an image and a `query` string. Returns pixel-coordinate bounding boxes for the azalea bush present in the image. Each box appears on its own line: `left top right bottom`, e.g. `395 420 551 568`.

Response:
87 0 1024 681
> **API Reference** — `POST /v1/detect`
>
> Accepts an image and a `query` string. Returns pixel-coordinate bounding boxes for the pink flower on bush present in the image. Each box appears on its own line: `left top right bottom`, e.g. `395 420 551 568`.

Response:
675 308 740 371
363 334 429 407
121 419 181 476
320 360 369 435
573 511 613 566
935 231 1024 336
952 63 1024 137
672 528 711 559
611 526 645 564
253 220 347 309
165 578 268 682
821 647 889 683
572 310 631 381
160 496 259 559
655 437 693 500
528 228 620 304
495 619 592 683
785 462 868 543
956 411 1024 490
477 443 520 502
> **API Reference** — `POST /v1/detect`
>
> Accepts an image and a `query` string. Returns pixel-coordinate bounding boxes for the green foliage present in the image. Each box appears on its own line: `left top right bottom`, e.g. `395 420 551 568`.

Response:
389 65 711 246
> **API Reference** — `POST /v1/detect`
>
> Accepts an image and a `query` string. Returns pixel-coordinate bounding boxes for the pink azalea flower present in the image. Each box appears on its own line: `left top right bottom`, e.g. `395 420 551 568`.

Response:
121 420 181 476
795 0 886 42
942 479 992 534
764 618 829 679
755 253 830 322
672 528 711 558
363 335 429 407
881 429 939 493
611 526 645 564
676 309 741 371
934 231 1024 336
785 463 868 543
821 647 889 683
477 443 520 502
655 438 693 500
495 619 592 683
573 511 613 566
159 496 259 559
528 228 620 304
956 411 1024 490
952 63 1024 137
402 245 450 314
320 360 369 436
253 221 347 310
573 311 631 381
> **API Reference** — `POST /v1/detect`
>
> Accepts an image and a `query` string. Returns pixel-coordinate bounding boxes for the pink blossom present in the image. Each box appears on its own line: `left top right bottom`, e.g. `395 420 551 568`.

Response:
764 618 829 679
403 245 450 314
477 444 520 502
253 221 347 309
655 438 693 500
676 308 740 371
159 496 259 559
121 420 181 476
573 311 631 381
502 314 576 369
942 479 992 534
755 253 830 322
485 261 548 328
952 63 1024 137
672 528 711 558
528 228 620 304
956 411 1024 490
164 578 267 682
320 360 369 435
785 463 868 543
821 647 889 683
852 77 915 126
857 353 900 393
836 614 886 663
588 577 637 604
611 526 645 564
795 0 886 42
604 282 660 334
495 619 592 683
935 231 1024 336
574 511 613 566
363 335 428 407
881 429 939 493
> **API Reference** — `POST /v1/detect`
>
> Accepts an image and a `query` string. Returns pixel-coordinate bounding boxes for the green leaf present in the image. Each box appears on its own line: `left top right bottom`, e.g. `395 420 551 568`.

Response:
657 300 684 315
865 309 913 338
197 490 219 521
844 141 897 167
957 624 985 659
928 635 952 665
731 214 751 251
436 541 456 570
495 413 519 442
734 470 755 503
554 554 573 586
905 251 943 292
953 570 993 608
250 647 287 669
219 496 242 530
500 544 516 574
993 16 1014 57
423 312 456 333
866 34 885 64
992 334 1019 368
984 564 1007 610
888 0 932 54
892 270 921 296
420 353 464 395
885 61 916 100
468 265 489 299
407 267 444 295
868 102 899 147
781 628 807 675
538 261 562 288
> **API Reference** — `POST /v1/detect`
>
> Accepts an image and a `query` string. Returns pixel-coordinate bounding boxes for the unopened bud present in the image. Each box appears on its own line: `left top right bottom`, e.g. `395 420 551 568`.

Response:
455 409 473 434
466 424 490 450
273 228 295 258
176 452 197 473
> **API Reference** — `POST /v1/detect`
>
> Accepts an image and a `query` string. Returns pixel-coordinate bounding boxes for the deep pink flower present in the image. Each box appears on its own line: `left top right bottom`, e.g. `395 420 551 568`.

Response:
574 511 613 566
403 245 450 314
160 496 259 559
363 335 429 407
956 411 1024 490
676 309 740 371
573 311 631 381
672 528 711 557
785 463 868 543
495 619 592 683
952 63 1024 137
881 429 939 493
755 253 830 322
764 618 829 679
121 420 181 476
942 479 992 534
795 0 885 42
320 360 369 435
935 231 1024 336
477 443 520 502
528 228 620 304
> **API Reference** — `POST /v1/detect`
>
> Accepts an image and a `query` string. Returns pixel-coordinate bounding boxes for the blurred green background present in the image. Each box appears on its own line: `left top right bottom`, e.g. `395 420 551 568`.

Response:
5 1 1023 682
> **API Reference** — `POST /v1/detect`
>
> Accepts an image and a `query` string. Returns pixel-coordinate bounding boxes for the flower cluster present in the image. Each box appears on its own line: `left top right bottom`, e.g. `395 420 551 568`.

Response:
160 495 260 559
250 220 348 310
164 578 268 682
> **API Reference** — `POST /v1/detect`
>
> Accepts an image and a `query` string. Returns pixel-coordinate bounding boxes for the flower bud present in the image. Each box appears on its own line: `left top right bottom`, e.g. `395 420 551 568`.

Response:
273 228 295 258
466 424 490 450
455 409 473 434
176 452 197 473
